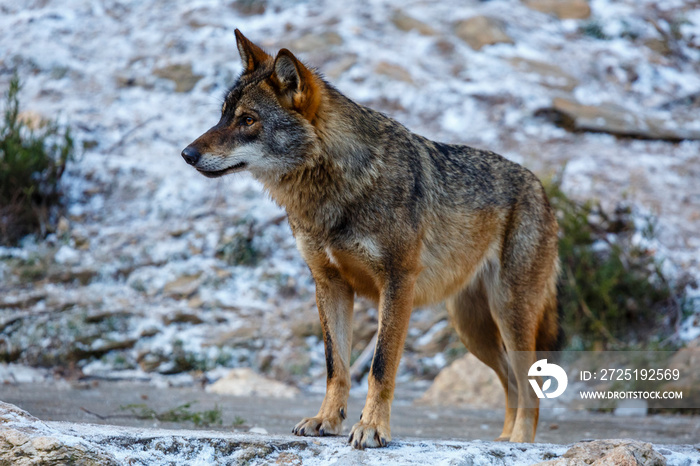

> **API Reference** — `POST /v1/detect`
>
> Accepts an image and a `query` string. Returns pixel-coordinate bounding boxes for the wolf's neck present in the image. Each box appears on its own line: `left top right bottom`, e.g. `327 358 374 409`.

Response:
261 91 383 232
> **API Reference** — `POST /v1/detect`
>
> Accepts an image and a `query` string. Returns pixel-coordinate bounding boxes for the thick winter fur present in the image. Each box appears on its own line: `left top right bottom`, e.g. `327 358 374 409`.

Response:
182 30 561 449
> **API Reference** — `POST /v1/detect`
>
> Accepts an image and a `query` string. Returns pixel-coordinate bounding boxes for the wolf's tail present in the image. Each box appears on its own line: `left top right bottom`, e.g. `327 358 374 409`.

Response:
536 271 565 354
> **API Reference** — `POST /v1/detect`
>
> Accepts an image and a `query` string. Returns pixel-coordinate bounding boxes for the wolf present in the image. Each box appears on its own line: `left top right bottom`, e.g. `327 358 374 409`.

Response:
181 30 561 449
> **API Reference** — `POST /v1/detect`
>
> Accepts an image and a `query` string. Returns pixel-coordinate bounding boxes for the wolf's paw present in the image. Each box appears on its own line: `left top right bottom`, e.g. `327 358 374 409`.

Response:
348 421 391 449
292 408 345 437
495 436 510 442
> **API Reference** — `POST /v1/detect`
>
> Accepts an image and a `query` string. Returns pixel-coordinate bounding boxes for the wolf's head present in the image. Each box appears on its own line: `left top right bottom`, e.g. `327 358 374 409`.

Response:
181 30 323 180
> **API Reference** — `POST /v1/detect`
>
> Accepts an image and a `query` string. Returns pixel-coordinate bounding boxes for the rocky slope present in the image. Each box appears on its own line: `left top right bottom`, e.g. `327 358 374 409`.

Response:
0 0 699 409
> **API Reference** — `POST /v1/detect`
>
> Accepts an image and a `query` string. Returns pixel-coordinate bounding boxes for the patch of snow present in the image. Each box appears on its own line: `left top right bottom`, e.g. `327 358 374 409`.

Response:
416 320 449 347
0 363 50 384
53 245 80 265
248 427 268 435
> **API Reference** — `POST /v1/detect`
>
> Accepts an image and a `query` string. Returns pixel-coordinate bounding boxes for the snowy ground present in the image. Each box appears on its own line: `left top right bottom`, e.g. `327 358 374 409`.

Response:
1 0 700 418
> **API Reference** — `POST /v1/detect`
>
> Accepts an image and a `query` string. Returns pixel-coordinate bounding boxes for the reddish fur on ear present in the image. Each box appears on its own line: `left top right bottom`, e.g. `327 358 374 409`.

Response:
271 49 322 123
234 29 272 73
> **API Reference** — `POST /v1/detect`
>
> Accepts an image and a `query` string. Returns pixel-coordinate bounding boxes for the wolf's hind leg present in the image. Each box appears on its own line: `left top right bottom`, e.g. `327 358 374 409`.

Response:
491 298 541 443
447 278 517 441
492 206 559 443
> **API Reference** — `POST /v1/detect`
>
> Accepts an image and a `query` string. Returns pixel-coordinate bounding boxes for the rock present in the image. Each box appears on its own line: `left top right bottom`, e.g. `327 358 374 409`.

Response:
16 110 45 130
163 311 204 325
73 231 90 250
0 401 696 464
115 73 154 89
374 61 413 83
56 216 70 236
290 32 343 53
508 57 578 91
182 7 222 29
323 55 357 80
0 291 47 309
538 97 700 141
270 349 311 382
50 65 70 80
392 11 436 36
534 439 667 466
455 16 513 51
0 402 119 465
209 325 260 348
206 368 300 398
163 274 202 298
138 351 168 372
153 63 203 93
48 266 98 285
644 38 672 57
661 337 700 407
187 295 204 309
668 337 700 375
416 353 502 408
290 320 323 340
275 452 303 465
523 0 591 20
230 0 267 16
87 337 138 356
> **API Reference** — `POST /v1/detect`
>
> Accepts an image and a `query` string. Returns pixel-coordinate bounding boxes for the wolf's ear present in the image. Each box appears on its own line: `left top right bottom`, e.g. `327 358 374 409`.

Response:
271 49 321 122
235 29 272 73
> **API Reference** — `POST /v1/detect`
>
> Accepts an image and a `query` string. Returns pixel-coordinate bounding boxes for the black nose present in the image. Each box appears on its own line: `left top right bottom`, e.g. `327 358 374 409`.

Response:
181 146 201 166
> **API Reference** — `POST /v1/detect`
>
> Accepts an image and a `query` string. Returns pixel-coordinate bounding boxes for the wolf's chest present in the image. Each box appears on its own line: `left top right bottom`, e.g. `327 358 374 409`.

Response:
323 239 383 301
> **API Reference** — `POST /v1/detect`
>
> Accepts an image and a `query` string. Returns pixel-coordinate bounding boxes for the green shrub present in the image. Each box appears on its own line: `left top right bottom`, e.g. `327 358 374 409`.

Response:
0 76 74 245
216 230 260 266
120 402 226 427
580 20 609 40
546 177 679 350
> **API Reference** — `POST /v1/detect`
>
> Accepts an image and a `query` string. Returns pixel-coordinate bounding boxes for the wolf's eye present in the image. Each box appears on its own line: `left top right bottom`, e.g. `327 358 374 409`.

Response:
243 116 255 126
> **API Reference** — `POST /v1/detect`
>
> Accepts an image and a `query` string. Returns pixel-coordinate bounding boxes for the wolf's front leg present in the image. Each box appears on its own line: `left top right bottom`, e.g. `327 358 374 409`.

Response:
293 272 354 437
349 275 415 449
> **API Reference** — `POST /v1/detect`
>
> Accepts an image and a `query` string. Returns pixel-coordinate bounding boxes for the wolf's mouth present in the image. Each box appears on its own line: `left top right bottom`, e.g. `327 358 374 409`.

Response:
197 162 247 178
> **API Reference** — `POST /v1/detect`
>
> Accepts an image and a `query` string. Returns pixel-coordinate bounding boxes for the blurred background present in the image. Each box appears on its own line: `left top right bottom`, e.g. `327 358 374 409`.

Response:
1 0 699 443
